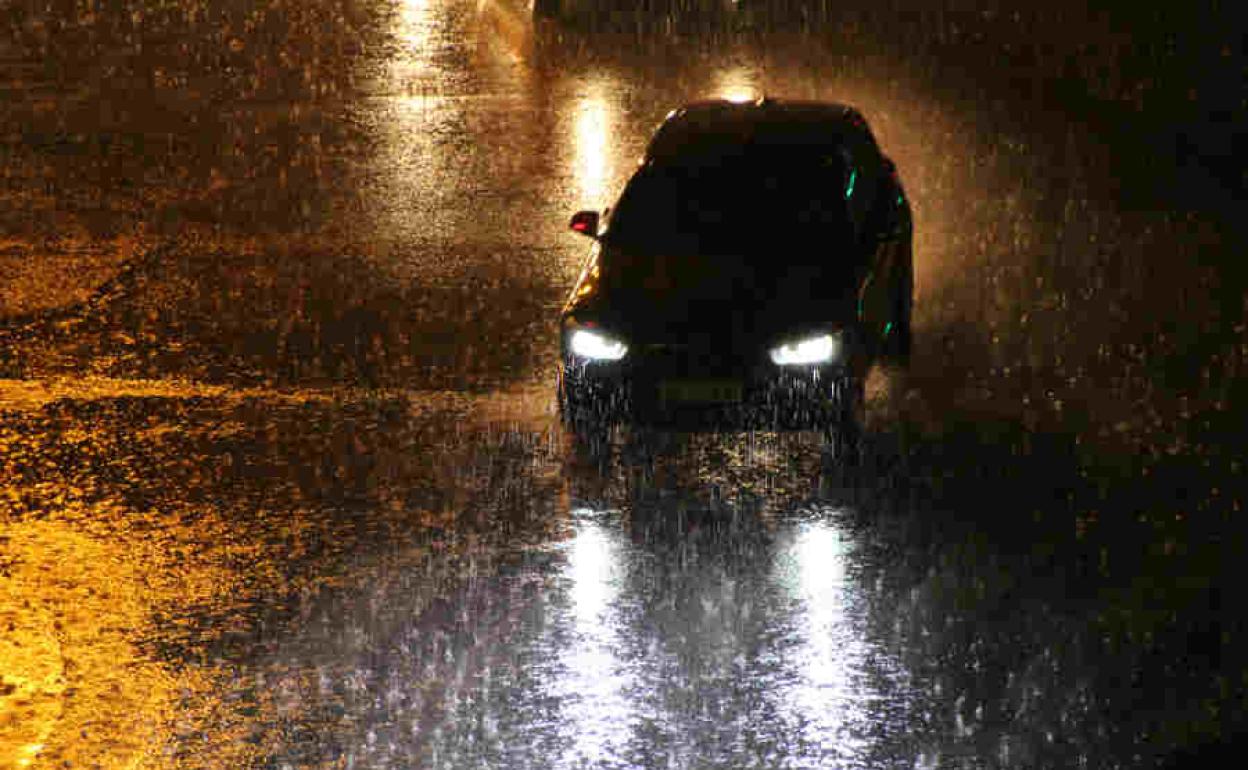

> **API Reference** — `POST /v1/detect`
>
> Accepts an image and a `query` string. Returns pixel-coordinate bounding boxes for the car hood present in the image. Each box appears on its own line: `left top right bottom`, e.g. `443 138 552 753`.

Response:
570 253 864 346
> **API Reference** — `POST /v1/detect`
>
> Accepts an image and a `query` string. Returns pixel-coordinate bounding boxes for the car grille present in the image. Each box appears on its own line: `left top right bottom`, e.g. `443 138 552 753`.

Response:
635 342 753 378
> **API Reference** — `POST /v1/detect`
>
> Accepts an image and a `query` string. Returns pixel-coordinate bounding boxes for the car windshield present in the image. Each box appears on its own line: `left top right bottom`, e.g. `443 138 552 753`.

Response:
605 138 860 264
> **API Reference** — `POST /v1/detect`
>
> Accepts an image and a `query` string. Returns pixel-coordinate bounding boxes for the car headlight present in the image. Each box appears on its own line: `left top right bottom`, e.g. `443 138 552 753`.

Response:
569 328 628 361
769 332 841 366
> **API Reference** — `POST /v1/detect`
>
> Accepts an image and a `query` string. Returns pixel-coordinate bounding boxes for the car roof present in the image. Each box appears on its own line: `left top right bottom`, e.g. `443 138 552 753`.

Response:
643 98 877 164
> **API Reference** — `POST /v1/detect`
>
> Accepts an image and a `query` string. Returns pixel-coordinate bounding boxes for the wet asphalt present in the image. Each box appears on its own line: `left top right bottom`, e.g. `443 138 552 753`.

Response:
1 2 1245 768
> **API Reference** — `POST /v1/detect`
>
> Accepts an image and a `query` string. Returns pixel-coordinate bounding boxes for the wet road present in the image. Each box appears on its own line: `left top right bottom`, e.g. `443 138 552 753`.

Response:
2 1 1246 768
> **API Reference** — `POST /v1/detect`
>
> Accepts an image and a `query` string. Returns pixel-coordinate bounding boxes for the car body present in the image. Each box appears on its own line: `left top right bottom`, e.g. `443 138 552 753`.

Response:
557 97 912 444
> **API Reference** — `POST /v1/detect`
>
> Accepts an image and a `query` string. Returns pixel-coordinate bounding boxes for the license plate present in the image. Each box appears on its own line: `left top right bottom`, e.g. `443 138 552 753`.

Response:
659 379 743 404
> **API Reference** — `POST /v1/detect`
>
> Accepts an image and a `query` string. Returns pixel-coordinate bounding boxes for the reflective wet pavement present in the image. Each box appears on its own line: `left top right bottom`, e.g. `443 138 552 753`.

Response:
1 2 1245 768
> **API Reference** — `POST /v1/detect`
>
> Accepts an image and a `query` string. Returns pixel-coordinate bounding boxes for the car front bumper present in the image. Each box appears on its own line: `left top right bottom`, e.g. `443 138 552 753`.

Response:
558 347 861 430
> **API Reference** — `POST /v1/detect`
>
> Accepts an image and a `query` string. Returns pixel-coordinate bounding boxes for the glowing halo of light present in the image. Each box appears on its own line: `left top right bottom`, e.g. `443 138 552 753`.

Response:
714 66 762 104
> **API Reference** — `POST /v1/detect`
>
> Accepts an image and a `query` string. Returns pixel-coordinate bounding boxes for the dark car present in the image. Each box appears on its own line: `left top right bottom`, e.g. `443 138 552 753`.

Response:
557 97 912 450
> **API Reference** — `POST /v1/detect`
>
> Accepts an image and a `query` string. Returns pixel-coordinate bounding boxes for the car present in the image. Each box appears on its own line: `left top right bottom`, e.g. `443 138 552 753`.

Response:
556 97 913 454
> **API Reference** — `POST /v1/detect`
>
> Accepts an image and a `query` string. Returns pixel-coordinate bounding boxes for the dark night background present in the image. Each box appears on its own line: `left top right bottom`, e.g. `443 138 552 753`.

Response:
0 1 1244 768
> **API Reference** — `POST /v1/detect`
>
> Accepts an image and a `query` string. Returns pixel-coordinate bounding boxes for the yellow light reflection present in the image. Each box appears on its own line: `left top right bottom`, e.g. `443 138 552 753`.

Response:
0 502 274 769
573 88 613 206
474 0 535 64
16 743 44 767
0 519 175 769
373 0 542 261
0 233 142 318
400 0 430 47
391 0 436 102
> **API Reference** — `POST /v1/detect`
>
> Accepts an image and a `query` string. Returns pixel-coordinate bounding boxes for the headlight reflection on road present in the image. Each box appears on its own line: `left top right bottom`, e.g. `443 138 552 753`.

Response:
548 509 635 767
566 514 618 621
776 519 874 762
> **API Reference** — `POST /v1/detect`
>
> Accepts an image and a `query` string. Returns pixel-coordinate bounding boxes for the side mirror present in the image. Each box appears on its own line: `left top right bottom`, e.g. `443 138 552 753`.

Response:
569 210 600 239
